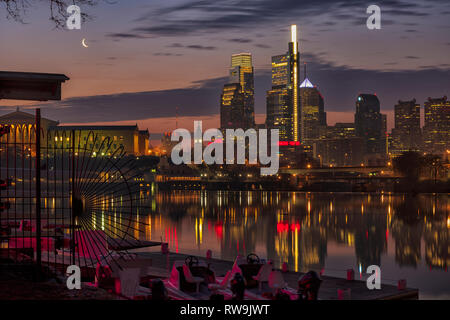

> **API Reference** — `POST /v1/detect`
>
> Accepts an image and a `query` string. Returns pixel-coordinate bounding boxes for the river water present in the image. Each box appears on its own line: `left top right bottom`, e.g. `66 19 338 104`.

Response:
136 190 449 299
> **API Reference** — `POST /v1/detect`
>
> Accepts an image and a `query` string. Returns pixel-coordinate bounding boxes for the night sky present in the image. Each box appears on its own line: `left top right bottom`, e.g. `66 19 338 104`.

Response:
1 0 450 140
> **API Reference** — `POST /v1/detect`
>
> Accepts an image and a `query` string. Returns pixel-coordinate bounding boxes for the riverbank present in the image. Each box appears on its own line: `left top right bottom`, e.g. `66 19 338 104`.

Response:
134 251 419 300
156 178 449 193
0 250 419 300
0 266 116 300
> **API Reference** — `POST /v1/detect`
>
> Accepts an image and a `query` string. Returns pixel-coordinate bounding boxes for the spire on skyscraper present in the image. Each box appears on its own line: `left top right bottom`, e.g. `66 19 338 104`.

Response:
300 78 314 88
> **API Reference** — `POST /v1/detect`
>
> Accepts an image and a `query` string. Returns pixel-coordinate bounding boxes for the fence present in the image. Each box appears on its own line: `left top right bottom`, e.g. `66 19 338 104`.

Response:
0 109 145 280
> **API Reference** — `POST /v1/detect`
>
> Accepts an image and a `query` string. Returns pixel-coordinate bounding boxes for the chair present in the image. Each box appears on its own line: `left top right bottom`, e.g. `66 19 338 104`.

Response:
168 260 187 289
253 263 273 292
115 268 141 299
268 270 287 292
208 270 232 293
231 259 243 279
182 264 203 293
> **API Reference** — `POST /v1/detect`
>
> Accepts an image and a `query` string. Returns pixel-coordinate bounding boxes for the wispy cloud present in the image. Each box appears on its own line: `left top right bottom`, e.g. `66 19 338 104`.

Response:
186 45 216 50
121 0 435 37
255 44 271 49
153 52 183 56
228 38 252 43
106 33 148 39
20 54 450 127
167 43 216 50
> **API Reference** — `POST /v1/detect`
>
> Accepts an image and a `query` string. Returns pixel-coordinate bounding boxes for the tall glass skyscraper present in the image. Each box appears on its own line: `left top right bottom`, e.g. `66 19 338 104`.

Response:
355 94 386 158
266 86 292 141
220 83 245 129
289 25 300 142
300 77 326 145
271 54 289 87
391 99 422 155
221 53 255 129
266 25 301 143
423 96 450 154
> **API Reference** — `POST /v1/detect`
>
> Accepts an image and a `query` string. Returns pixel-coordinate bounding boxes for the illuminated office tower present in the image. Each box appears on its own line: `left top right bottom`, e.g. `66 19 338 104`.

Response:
326 123 356 139
355 94 386 159
266 25 301 143
423 96 450 154
271 54 289 87
315 123 364 167
300 77 326 146
231 53 252 70
391 99 422 155
225 53 255 129
266 86 292 141
267 54 291 140
220 83 245 129
289 25 300 142
382 113 388 156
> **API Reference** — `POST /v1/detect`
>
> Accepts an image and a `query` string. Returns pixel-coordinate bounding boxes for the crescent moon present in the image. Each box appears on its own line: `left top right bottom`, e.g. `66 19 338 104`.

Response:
82 38 89 48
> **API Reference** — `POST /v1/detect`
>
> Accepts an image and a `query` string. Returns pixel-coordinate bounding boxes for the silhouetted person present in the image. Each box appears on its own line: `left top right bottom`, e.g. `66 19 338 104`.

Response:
230 273 245 300
298 271 322 300
151 279 169 300
275 290 291 300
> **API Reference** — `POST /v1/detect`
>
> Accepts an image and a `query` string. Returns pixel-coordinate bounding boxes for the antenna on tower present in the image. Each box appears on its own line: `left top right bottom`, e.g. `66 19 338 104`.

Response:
304 62 307 81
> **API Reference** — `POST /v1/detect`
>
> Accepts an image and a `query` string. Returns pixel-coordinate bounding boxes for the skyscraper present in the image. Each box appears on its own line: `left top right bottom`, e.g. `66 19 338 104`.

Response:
220 83 245 129
300 77 326 145
355 94 386 161
314 123 364 167
423 96 450 154
266 25 301 143
271 54 289 87
289 25 300 142
391 99 422 155
266 85 292 141
221 53 255 129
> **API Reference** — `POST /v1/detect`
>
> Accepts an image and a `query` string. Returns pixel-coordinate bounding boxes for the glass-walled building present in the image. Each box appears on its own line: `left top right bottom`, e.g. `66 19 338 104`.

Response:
355 94 386 164
266 25 301 143
221 53 255 130
423 96 450 155
300 78 326 146
390 99 422 155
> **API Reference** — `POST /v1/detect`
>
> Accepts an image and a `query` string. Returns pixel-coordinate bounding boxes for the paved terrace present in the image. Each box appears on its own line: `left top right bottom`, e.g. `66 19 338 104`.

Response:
138 251 418 300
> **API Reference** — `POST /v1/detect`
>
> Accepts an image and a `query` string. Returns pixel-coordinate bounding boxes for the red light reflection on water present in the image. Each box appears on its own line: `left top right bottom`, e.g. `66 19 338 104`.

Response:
277 222 300 233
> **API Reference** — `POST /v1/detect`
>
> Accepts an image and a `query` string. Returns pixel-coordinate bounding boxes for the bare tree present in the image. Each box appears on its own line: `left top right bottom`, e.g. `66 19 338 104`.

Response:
0 0 107 27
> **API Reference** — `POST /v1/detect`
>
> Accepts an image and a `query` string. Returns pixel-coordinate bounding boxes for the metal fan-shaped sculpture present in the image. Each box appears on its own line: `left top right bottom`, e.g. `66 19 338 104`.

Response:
42 129 145 275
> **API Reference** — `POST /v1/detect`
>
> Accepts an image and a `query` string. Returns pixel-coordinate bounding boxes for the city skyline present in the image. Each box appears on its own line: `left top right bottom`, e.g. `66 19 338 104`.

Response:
0 1 448 303
1 0 450 140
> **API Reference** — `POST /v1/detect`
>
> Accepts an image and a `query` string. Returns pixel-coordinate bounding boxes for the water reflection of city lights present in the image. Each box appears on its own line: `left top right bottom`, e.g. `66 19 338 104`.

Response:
130 191 449 291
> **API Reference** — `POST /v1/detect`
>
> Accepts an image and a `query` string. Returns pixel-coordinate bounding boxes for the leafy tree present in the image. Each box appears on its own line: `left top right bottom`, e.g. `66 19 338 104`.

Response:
421 154 444 182
393 151 423 182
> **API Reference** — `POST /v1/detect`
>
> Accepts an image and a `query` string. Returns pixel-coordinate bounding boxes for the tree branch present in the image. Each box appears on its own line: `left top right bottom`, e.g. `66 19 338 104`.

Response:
1 0 102 27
